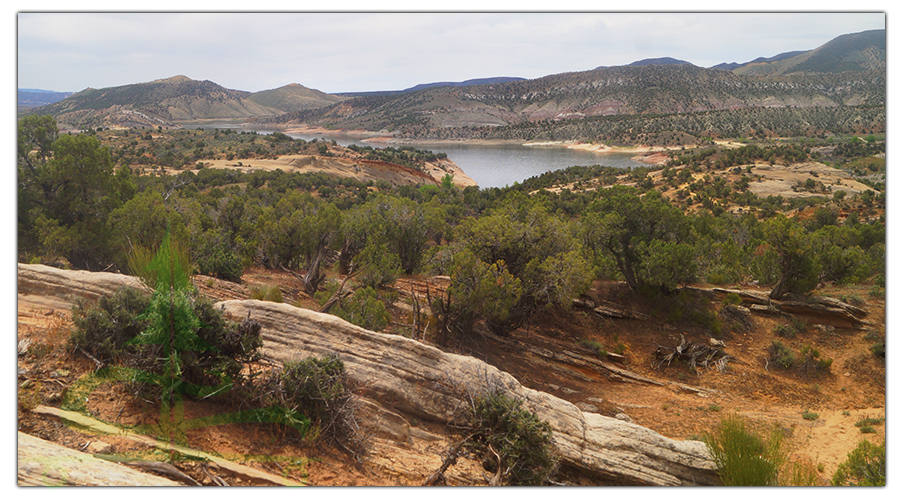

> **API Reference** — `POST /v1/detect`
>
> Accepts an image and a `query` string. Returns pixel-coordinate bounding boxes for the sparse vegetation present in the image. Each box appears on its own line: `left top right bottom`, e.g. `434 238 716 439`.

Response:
462 387 558 486
703 414 787 486
831 440 886 486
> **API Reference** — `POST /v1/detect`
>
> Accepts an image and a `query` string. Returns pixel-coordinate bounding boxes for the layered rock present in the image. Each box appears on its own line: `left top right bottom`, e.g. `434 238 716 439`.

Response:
18 432 180 486
16 264 720 486
216 299 719 485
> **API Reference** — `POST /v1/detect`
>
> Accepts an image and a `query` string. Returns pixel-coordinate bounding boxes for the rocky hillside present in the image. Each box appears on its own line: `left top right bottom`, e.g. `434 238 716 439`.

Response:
732 29 885 76
256 30 884 142
247 83 346 112
23 76 343 130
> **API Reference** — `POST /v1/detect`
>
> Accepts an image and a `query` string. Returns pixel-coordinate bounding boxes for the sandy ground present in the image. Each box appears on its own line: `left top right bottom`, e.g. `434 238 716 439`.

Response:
746 162 872 199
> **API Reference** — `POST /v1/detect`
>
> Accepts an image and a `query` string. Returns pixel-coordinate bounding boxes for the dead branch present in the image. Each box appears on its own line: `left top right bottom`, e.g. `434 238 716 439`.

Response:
653 334 734 373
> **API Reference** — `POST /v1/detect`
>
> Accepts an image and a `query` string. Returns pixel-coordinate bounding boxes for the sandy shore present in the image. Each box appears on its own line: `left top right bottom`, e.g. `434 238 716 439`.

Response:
278 125 688 166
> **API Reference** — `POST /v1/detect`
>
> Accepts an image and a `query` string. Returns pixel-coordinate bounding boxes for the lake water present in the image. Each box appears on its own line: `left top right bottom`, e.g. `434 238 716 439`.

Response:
284 132 650 188
194 125 648 188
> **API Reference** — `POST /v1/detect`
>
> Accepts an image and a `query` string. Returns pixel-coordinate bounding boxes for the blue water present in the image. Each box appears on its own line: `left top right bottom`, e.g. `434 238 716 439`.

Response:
284 132 649 188
194 125 648 188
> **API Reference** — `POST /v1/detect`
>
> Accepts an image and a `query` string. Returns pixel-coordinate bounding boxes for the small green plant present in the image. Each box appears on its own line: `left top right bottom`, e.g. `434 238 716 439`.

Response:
260 354 366 461
854 416 884 428
250 285 283 303
723 292 742 306
708 403 722 412
703 414 787 486
859 426 876 434
799 344 833 377
801 410 819 421
579 339 607 358
774 323 798 339
768 340 795 370
831 440 885 486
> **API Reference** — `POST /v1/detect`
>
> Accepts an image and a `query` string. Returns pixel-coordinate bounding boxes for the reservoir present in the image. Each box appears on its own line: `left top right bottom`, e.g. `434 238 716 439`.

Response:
284 132 649 189
194 125 649 188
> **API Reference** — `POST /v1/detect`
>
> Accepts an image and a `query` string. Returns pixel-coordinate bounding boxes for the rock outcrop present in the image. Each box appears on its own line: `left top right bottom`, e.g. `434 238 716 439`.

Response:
16 264 720 486
216 300 719 486
18 432 181 486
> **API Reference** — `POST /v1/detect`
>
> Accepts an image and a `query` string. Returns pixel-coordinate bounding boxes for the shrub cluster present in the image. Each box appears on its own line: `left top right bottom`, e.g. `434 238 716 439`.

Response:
831 440 886 486
463 388 558 486
257 354 367 461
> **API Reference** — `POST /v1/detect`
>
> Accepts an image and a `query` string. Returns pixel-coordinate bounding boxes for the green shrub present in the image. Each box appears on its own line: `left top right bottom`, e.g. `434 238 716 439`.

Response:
262 354 366 460
768 340 795 370
799 344 833 377
465 389 558 486
831 440 885 486
71 233 263 400
69 287 151 365
332 287 391 332
774 323 798 339
250 285 283 303
854 417 884 428
801 410 819 421
579 339 608 358
723 292 742 306
194 238 244 283
703 414 787 486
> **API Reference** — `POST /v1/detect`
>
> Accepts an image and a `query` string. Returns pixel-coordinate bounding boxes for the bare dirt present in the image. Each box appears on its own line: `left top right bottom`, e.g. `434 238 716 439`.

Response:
194 150 477 189
17 264 885 486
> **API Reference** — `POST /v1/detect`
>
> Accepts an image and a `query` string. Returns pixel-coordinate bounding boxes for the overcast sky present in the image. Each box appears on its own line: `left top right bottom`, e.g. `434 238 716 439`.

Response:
17 9 886 94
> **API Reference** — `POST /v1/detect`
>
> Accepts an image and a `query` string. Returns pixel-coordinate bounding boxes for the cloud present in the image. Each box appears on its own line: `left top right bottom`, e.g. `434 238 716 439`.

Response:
17 12 885 93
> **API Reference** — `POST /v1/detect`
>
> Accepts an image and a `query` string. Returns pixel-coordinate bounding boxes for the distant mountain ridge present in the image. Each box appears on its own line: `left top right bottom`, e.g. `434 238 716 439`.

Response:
336 76 526 97
731 29 884 76
18 89 74 108
628 57 694 67
21 29 884 136
23 76 343 130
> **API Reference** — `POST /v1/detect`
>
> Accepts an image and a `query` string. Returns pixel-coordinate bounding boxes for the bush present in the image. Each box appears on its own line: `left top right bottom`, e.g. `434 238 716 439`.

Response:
465 389 558 486
250 285 283 303
703 414 787 486
323 286 391 332
579 339 608 358
773 323 798 339
799 344 832 377
261 354 366 460
69 287 151 365
194 238 244 283
768 340 795 370
71 233 263 399
831 440 886 486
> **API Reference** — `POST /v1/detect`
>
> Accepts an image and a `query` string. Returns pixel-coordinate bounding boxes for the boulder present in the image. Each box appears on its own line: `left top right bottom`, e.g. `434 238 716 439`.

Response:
217 299 719 486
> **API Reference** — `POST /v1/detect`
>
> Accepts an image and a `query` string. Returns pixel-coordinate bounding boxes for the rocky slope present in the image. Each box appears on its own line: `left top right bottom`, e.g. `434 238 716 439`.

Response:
17 263 717 486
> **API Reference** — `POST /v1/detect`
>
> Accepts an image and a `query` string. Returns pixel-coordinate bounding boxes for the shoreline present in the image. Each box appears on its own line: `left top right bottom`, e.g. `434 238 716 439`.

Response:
278 125 677 165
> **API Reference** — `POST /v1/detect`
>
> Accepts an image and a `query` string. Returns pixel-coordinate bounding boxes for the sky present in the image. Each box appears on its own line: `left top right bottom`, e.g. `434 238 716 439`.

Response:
16 8 887 95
